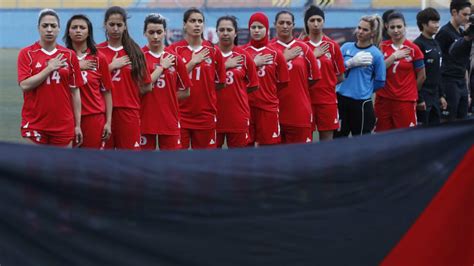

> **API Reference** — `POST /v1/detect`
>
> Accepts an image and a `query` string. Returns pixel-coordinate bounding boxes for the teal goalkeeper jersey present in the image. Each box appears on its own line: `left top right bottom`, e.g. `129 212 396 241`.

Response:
336 42 386 100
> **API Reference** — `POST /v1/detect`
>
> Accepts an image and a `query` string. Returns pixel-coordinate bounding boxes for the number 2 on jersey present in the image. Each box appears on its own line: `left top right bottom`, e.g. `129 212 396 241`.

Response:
112 69 121 81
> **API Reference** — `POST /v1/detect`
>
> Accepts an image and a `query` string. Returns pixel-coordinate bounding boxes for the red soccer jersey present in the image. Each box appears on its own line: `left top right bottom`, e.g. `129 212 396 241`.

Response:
216 47 259 133
17 42 84 136
379 39 424 101
241 44 289 112
78 51 114 116
271 39 321 127
168 40 226 129
140 46 193 135
97 42 152 109
305 36 345 104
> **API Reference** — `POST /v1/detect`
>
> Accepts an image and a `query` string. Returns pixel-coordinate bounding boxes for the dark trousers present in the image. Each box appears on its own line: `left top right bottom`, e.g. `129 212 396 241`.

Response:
416 89 441 125
441 76 469 121
335 93 375 137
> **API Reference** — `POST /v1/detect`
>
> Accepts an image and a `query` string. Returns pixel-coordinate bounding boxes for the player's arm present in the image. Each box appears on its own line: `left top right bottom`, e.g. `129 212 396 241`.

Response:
102 90 112 140
384 48 410 68
71 86 83 146
19 53 66 91
176 55 192 100
334 43 345 84
177 88 190 100
139 58 153 95
373 52 386 92
214 47 226 90
245 51 259 94
187 48 209 73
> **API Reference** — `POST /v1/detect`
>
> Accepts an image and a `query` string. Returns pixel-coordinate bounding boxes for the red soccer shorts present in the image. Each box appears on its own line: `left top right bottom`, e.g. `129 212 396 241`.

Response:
280 125 313 144
180 128 217 150
21 128 73 147
312 104 340 131
80 113 106 149
104 108 141 150
375 97 417 132
140 134 181 151
217 132 249 148
248 107 281 146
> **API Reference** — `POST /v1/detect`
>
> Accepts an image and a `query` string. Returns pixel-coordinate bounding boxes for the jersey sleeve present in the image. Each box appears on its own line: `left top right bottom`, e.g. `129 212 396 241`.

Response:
140 55 152 85
275 50 290 83
98 53 114 91
413 43 424 62
244 51 259 89
304 44 321 81
176 54 193 91
213 47 226 85
17 48 32 84
69 52 84 88
412 44 425 70
333 42 346 75
373 50 387 82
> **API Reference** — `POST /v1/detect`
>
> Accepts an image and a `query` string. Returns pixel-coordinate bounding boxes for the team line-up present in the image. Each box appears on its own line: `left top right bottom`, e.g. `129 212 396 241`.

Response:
17 1 473 150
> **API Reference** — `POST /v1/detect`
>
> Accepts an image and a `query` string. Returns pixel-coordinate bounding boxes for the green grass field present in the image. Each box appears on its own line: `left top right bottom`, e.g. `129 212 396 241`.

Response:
0 48 22 143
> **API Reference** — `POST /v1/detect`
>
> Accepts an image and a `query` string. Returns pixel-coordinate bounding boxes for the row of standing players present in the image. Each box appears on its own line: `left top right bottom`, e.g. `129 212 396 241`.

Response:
17 3 472 150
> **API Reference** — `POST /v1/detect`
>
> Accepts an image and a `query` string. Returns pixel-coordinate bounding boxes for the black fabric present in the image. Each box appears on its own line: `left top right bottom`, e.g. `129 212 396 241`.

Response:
435 22 471 80
1 120 474 266
416 89 441 125
413 34 442 95
335 93 375 137
442 76 469 121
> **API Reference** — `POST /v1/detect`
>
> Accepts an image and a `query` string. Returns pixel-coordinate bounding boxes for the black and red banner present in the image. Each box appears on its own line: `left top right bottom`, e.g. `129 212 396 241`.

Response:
0 120 473 265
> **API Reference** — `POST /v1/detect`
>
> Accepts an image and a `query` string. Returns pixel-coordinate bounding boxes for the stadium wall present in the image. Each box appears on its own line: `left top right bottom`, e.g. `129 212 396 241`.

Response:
0 8 450 48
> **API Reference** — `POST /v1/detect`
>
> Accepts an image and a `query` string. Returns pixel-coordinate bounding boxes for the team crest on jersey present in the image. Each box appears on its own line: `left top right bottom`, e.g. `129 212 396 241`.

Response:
405 56 413 62
205 58 212 65
35 62 42 68
168 66 176 72
325 53 332 59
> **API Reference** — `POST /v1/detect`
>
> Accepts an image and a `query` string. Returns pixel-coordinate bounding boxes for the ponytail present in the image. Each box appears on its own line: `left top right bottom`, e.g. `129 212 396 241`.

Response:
361 15 383 47
104 6 147 85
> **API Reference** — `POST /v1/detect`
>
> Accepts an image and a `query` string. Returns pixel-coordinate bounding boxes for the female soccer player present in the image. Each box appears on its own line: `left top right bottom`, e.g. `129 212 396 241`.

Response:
140 13 192 151
64 14 113 149
168 8 226 149
17 9 83 147
97 6 152 150
242 12 289 146
215 16 259 148
335 15 386 137
271 11 320 144
304 5 345 141
377 12 426 132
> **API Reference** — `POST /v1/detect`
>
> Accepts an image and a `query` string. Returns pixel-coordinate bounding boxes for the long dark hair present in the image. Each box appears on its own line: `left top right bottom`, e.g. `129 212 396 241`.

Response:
104 6 147 85
63 14 97 55
216 15 238 46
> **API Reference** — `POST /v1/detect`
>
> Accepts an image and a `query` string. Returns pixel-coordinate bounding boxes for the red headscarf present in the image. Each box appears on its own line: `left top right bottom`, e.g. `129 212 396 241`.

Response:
248 12 269 48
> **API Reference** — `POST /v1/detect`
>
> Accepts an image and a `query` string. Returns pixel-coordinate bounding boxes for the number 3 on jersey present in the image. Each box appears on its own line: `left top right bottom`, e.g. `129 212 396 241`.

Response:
257 66 266 77
46 70 60 85
225 71 234 85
